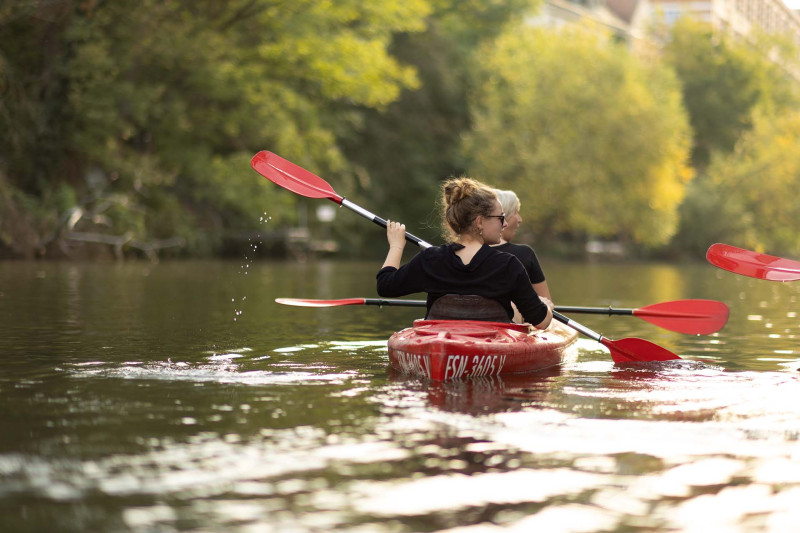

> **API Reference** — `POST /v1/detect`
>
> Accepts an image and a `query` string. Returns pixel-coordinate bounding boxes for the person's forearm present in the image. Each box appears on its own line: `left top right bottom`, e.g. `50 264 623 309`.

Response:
382 246 404 269
533 281 551 301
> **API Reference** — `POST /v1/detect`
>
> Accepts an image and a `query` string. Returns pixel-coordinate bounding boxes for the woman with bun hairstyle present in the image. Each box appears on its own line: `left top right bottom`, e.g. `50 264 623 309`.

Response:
376 178 553 330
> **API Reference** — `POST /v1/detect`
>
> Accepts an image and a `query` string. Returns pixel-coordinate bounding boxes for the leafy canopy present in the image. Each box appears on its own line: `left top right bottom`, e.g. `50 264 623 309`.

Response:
663 18 800 168
0 0 433 256
706 111 800 255
464 24 693 246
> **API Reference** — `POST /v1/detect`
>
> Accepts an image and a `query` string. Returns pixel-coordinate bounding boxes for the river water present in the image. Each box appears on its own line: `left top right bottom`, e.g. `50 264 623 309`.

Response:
2 258 800 532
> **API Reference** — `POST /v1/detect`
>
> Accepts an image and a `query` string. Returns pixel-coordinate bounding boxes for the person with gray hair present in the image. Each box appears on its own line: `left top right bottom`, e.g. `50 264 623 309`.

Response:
493 189 551 322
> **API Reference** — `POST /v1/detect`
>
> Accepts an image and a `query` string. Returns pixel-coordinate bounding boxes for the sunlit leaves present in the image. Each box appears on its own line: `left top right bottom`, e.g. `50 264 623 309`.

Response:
664 19 800 255
252 0 427 109
663 18 800 169
708 112 800 255
21 0 433 251
336 0 539 252
464 24 693 246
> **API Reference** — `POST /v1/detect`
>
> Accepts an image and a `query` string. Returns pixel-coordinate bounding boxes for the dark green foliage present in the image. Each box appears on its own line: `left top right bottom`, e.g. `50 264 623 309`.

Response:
0 0 430 258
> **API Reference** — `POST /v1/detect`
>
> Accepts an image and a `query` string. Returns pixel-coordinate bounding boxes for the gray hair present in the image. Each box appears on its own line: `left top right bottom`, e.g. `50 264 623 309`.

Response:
493 189 520 215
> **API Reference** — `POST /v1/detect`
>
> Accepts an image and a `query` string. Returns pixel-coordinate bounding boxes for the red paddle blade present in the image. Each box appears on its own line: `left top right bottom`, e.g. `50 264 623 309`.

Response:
706 243 800 282
275 298 365 308
633 299 729 335
602 337 682 363
251 151 344 203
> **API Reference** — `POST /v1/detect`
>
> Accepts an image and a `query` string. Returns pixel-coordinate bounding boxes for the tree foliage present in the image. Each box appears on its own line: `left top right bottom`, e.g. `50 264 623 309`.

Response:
464 24 693 247
3 2 800 260
663 18 800 169
340 0 538 253
664 19 800 255
1 0 430 257
704 111 800 255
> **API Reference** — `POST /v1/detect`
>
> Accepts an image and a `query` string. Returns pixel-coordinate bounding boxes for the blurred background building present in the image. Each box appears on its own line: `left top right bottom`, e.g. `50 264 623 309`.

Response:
529 1 800 75
532 1 799 44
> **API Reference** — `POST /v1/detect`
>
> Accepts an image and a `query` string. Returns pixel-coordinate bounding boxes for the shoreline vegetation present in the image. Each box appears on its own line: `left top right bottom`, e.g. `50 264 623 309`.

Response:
3 2 800 262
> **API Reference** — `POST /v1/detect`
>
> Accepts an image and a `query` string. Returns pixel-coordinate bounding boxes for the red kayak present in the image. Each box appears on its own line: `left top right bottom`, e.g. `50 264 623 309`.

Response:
387 319 579 381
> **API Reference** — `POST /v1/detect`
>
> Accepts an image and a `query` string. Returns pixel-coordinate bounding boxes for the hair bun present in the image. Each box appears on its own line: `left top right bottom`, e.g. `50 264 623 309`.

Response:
444 178 478 206
440 177 497 241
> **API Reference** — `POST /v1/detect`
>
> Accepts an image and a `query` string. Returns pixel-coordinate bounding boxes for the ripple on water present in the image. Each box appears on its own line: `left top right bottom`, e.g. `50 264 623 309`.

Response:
61 342 380 385
13 325 800 531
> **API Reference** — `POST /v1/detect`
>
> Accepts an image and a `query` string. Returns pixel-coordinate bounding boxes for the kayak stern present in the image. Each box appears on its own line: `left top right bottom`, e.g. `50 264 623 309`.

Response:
387 319 577 381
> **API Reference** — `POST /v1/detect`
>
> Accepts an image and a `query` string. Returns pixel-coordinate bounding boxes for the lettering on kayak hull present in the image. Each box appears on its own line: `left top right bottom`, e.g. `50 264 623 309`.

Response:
393 350 432 379
445 354 507 380
387 319 578 382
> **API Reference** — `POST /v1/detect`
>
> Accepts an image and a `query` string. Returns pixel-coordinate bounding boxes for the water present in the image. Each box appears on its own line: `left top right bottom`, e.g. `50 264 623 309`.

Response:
2 259 800 532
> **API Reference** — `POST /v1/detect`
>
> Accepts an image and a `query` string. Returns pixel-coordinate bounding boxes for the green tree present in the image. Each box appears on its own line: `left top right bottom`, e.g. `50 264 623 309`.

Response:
1 0 431 257
703 111 800 256
463 24 693 247
663 18 800 255
340 0 537 253
662 18 800 169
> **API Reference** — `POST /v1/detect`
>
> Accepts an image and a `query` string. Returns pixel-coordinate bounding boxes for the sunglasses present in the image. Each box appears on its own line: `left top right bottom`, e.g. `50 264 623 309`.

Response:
484 213 505 226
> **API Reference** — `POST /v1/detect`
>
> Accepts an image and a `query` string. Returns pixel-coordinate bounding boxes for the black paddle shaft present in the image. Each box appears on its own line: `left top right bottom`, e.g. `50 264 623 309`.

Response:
341 199 432 249
554 306 634 316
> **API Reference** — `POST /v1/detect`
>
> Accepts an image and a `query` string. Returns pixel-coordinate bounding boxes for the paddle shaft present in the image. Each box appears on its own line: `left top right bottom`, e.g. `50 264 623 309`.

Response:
274 296 723 337
252 152 432 249
363 298 425 307
552 311 604 343
556 306 632 316
311 299 639 317
307 299 646 318
340 199 432 249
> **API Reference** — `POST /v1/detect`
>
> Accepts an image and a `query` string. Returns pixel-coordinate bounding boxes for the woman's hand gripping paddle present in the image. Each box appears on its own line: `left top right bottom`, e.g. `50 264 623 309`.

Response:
254 151 682 363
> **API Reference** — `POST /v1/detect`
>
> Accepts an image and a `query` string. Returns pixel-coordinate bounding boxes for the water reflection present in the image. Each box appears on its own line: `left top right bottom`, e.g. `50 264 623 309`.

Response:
4 260 800 531
388 367 564 415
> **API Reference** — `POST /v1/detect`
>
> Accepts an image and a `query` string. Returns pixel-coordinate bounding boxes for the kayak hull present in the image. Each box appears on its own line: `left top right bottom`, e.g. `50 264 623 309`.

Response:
387 319 578 381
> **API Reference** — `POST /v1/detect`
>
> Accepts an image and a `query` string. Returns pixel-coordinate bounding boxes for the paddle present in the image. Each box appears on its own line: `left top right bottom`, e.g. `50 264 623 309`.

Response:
276 297 425 308
555 299 727 335
251 151 432 249
706 243 800 282
553 311 680 363
275 298 728 335
254 150 682 363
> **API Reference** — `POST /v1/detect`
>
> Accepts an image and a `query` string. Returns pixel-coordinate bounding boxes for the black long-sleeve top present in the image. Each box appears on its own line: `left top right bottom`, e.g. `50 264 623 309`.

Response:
492 242 546 284
376 243 548 324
